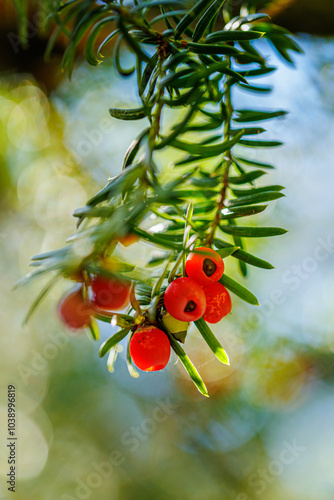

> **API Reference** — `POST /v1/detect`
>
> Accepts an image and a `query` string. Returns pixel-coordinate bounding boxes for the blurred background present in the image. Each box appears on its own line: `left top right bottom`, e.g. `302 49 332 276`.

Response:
0 1 334 499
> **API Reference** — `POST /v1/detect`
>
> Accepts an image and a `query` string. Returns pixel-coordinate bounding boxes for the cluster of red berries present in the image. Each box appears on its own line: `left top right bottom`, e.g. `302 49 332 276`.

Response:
57 247 231 374
164 247 232 324
130 248 232 372
58 273 169 373
58 274 131 329
58 232 139 328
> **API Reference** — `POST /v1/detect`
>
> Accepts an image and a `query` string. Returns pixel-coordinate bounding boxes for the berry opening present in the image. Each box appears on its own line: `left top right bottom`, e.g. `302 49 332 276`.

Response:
185 247 224 286
164 277 206 322
184 300 197 312
203 258 217 277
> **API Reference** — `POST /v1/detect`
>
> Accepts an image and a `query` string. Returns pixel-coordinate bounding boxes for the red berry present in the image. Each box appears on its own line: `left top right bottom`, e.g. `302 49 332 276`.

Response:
57 286 92 330
129 327 171 372
118 233 139 247
164 277 206 322
90 275 130 311
202 282 232 324
186 247 224 286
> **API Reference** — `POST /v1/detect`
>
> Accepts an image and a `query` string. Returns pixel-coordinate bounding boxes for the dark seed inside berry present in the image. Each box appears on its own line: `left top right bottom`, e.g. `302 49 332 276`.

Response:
184 300 197 313
203 258 217 277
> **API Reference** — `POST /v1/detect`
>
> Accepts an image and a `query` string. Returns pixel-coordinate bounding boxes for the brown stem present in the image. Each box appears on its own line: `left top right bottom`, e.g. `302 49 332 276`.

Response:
130 282 142 317
150 86 164 145
109 4 157 39
206 57 233 247
148 58 167 154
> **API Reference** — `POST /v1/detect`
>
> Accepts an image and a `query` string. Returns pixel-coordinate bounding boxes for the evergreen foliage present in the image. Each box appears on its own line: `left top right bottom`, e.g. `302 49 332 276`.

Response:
16 0 302 395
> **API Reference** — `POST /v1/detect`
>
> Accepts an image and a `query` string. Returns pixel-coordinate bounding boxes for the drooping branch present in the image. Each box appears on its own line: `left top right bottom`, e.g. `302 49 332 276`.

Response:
206 56 233 247
17 0 301 395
